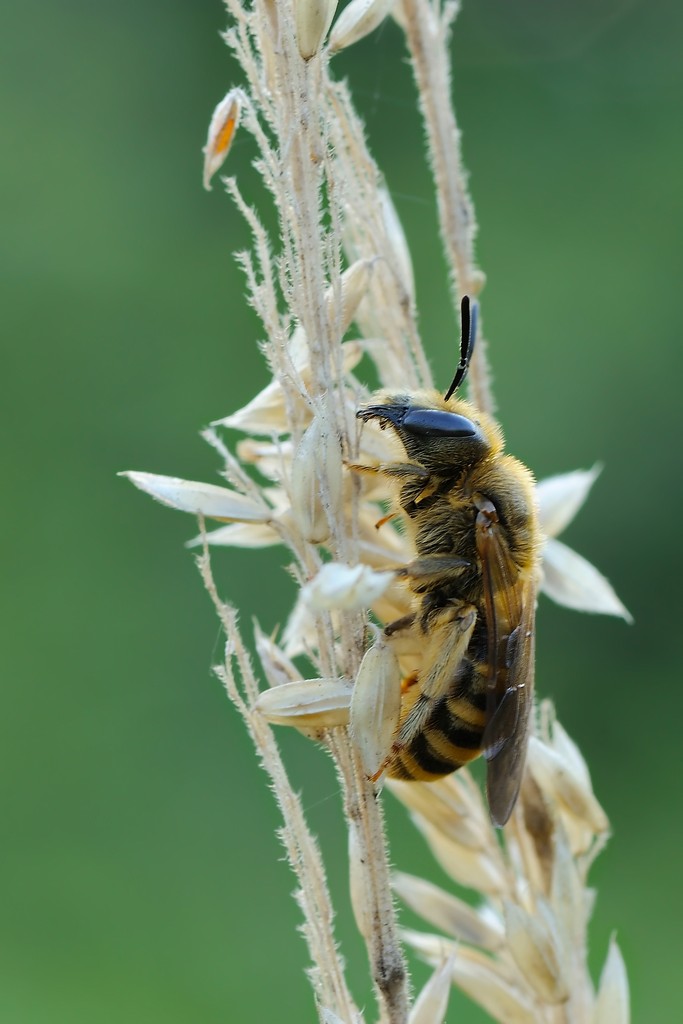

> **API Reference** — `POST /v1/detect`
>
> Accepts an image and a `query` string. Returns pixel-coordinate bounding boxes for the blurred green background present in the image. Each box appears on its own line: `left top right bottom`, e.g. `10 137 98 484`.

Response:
3 0 681 1020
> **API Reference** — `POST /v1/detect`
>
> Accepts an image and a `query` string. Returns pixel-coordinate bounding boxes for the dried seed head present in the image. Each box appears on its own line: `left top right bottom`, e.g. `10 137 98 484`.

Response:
412 815 507 897
531 466 631 620
294 0 338 58
536 465 601 539
542 708 591 788
254 677 351 728
378 187 415 300
282 595 319 657
408 956 453 1024
215 378 296 435
187 520 281 549
594 935 630 1024
289 405 343 543
542 538 633 622
387 778 488 851
393 872 504 951
503 900 569 1004
253 624 301 688
236 439 292 483
448 947 538 1024
302 562 394 611
329 0 397 53
400 928 457 965
350 637 402 780
329 258 377 334
403 933 536 1024
214 340 363 435
527 735 610 836
550 826 590 951
121 472 271 521
202 88 243 190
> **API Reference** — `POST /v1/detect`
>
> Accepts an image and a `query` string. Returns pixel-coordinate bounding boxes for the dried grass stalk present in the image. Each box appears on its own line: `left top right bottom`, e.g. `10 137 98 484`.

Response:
125 0 630 1020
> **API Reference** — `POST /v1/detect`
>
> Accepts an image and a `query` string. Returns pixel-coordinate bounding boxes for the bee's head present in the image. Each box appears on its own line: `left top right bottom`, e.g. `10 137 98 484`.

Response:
357 297 503 472
357 395 499 473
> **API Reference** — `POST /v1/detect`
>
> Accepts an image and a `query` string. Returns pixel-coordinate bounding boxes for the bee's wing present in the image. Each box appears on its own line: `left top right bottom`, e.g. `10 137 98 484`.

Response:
475 500 536 827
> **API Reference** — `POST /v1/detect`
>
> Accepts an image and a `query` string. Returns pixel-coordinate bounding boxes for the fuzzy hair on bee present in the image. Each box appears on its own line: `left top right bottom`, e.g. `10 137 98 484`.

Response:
354 298 541 826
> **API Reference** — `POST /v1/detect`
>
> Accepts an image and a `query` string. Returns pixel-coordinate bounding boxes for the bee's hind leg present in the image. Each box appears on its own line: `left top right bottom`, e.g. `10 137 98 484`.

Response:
392 602 478 757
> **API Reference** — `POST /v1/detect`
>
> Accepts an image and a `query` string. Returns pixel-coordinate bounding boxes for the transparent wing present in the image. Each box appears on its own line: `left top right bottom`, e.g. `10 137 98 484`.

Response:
475 499 536 827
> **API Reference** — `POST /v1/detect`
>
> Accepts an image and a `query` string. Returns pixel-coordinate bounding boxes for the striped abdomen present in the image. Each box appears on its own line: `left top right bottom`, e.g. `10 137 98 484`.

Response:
386 657 488 781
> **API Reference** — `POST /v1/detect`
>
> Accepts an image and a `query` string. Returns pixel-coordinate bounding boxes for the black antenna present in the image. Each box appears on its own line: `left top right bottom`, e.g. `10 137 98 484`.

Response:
444 296 477 401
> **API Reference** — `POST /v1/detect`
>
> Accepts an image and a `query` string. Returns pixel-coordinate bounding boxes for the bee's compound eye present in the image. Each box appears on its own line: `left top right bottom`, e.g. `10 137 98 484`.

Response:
402 409 477 437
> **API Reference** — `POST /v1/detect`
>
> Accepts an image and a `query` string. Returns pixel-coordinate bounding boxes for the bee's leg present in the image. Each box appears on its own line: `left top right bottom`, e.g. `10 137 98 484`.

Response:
383 612 416 637
414 479 441 504
395 603 477 746
397 555 471 586
374 510 399 530
417 604 477 701
400 671 419 694
347 461 430 482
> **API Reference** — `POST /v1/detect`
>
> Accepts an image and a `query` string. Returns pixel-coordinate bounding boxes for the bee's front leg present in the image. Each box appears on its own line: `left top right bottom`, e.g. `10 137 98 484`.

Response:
346 460 430 481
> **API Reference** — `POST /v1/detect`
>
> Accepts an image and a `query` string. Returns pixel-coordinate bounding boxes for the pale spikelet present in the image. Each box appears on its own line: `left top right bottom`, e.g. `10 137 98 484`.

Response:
378 186 415 300
187 520 281 549
449 949 538 1024
290 405 343 543
350 636 402 779
594 936 630 1024
536 465 602 538
412 815 507 896
255 677 351 728
253 624 301 688
393 872 504 951
527 735 610 836
532 465 633 619
546 713 592 788
202 88 243 190
331 258 378 333
387 777 488 850
282 594 320 658
407 955 453 1024
389 703 621 1020
121 471 271 521
329 0 397 53
503 899 569 1003
542 538 633 621
402 931 537 1024
550 825 589 951
214 340 363 435
399 928 456 964
236 438 293 483
295 0 338 59
302 562 394 610
214 376 297 435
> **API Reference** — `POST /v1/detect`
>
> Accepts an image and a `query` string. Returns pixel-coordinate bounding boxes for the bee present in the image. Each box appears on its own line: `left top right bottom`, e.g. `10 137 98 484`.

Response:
355 298 540 826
